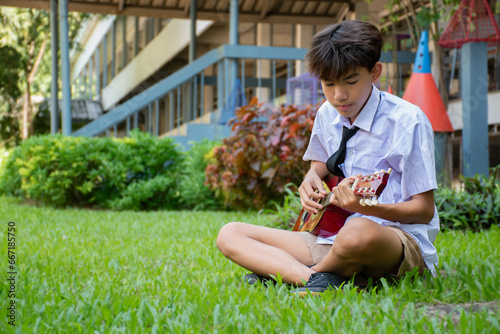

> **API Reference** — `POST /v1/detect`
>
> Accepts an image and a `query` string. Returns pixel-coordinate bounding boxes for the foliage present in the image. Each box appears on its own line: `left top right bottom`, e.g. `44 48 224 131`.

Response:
0 7 89 145
0 44 23 147
435 166 500 231
178 139 225 210
107 175 179 211
0 197 499 332
0 130 183 209
0 45 22 101
205 99 317 209
416 0 461 30
378 0 461 97
259 183 302 230
0 111 20 149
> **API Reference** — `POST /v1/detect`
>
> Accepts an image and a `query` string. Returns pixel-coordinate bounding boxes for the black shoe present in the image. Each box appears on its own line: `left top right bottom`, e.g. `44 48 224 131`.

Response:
292 272 347 296
244 273 275 286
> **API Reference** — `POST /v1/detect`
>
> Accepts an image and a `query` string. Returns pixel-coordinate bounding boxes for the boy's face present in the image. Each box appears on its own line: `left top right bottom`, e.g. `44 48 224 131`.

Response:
321 63 382 124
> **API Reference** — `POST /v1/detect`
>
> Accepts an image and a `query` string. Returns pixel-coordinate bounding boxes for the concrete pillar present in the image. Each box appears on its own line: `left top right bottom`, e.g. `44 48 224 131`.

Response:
428 39 441 88
227 0 239 104
434 132 449 184
202 66 214 121
256 23 271 103
189 0 196 63
217 61 224 115
460 42 489 177
59 0 71 135
50 0 59 134
111 20 116 78
189 0 197 125
294 24 314 76
122 16 127 69
77 75 82 98
102 34 108 87
83 67 87 98
88 59 93 99
229 0 239 45
134 17 139 56
95 45 100 101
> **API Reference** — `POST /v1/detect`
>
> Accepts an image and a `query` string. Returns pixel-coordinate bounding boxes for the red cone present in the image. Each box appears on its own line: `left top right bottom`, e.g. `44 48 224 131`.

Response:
402 31 453 132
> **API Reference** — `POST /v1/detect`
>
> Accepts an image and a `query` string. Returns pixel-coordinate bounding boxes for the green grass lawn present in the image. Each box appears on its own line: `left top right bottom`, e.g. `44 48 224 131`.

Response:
1 196 499 333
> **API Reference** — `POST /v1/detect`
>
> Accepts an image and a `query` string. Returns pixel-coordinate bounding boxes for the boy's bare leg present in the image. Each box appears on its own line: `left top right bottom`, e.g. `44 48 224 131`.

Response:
217 218 405 286
217 222 316 285
312 217 404 280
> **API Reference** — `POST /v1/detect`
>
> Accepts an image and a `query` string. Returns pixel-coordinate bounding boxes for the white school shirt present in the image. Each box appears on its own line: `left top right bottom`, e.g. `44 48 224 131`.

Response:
303 84 439 276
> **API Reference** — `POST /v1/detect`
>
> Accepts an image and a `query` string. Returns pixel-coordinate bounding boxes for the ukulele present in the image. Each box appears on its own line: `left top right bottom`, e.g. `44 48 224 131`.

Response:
293 169 392 239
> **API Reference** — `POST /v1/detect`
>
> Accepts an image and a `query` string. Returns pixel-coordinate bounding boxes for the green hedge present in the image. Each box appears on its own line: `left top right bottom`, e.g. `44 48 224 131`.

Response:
178 139 224 211
2 130 498 226
435 167 500 231
0 132 222 210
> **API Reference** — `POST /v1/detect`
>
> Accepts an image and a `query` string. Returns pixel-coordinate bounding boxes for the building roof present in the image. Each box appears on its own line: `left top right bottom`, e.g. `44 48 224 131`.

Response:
0 0 354 25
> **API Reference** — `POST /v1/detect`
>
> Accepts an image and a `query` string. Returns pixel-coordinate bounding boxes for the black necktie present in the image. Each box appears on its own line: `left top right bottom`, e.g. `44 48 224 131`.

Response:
326 126 359 177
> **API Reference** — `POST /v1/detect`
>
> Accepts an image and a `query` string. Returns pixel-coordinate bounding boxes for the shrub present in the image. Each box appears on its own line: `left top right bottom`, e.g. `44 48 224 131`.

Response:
259 183 302 229
0 130 184 209
205 99 318 209
435 166 500 231
107 175 179 211
178 139 225 210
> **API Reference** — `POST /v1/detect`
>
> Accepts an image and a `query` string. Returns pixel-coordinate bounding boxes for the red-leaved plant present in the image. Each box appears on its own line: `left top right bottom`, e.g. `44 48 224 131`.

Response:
205 98 319 209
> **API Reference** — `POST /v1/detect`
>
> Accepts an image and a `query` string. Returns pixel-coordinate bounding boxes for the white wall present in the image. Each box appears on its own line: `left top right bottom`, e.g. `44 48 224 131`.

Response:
447 91 500 130
101 19 212 110
70 16 115 81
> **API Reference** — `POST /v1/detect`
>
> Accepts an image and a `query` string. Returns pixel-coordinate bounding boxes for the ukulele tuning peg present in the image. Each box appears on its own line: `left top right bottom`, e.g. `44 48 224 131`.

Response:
371 197 378 205
359 198 366 206
364 198 373 206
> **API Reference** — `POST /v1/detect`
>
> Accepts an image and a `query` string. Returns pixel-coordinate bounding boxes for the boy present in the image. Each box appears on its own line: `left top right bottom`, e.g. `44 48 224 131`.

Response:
216 20 439 295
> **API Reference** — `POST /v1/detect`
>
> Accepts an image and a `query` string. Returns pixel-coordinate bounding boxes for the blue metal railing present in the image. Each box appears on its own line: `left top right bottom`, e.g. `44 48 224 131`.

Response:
73 44 417 138
73 44 310 137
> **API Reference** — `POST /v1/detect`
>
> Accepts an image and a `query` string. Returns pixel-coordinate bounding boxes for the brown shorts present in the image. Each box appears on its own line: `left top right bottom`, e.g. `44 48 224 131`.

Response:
297 226 427 282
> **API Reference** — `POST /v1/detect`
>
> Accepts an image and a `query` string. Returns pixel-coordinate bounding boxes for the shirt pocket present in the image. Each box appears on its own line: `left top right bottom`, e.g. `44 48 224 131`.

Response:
355 155 396 203
356 155 384 174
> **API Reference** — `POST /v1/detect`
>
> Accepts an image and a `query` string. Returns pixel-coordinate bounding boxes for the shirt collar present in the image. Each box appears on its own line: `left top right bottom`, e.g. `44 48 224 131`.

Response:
331 84 381 132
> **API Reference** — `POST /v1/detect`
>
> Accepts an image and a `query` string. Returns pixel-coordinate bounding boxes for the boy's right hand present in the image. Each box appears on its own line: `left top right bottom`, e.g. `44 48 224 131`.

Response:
298 170 327 214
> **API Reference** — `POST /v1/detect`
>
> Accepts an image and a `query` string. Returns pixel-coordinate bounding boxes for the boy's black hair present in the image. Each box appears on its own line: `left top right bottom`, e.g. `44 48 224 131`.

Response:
306 20 382 80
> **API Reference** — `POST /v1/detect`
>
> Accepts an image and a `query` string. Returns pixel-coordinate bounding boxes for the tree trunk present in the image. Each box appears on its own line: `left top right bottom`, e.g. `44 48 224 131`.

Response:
417 0 449 107
391 23 399 95
22 80 31 140
21 36 47 140
430 21 449 108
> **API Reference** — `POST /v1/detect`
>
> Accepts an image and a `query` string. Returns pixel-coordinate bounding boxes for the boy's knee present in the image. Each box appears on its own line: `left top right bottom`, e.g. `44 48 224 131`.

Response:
334 219 379 258
216 222 243 256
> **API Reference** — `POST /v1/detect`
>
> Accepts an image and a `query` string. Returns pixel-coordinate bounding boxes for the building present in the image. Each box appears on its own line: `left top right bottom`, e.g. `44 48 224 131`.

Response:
1 0 499 180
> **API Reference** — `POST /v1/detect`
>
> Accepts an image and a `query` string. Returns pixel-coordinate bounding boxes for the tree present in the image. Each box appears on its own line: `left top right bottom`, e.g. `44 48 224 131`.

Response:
0 7 88 147
0 44 22 147
0 8 49 142
379 0 461 105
